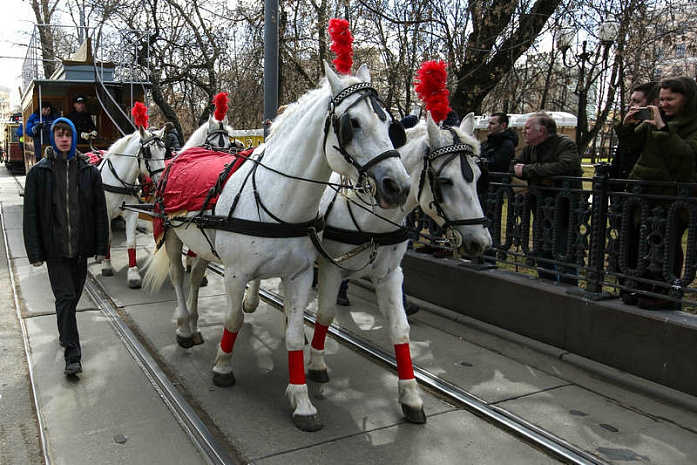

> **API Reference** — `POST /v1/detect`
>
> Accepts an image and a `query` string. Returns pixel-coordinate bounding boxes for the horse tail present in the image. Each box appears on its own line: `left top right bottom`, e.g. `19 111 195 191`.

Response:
144 242 170 293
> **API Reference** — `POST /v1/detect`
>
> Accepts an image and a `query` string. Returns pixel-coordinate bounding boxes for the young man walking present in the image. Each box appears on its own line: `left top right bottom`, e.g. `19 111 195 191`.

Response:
23 118 109 376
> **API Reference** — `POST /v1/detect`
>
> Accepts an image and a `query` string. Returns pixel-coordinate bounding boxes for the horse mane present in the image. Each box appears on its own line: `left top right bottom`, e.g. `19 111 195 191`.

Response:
104 131 138 158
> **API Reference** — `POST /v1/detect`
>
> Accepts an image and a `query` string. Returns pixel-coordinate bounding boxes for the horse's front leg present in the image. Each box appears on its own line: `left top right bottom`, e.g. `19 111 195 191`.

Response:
283 269 323 432
165 235 193 348
242 278 261 313
375 266 426 424
211 273 247 388
185 256 210 346
124 210 142 288
307 262 344 383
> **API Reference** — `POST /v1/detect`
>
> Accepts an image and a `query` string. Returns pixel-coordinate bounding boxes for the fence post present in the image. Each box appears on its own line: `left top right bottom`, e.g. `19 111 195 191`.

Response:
585 162 612 295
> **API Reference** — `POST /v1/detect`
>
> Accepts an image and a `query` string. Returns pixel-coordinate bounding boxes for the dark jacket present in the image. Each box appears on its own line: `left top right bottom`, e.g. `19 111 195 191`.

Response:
66 109 97 135
23 120 109 263
515 133 583 187
165 128 181 159
615 115 697 184
482 129 518 172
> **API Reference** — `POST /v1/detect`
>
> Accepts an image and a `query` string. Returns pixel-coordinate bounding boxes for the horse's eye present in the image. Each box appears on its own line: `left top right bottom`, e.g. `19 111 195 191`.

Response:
351 118 360 130
438 177 453 186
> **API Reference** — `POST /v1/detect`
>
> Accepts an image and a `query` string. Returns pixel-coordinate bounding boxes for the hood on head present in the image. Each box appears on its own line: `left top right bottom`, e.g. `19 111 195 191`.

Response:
50 117 77 159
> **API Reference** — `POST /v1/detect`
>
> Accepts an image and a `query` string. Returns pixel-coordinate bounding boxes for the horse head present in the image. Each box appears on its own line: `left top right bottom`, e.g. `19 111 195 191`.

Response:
323 61 410 209
137 126 167 184
181 116 236 151
413 112 492 258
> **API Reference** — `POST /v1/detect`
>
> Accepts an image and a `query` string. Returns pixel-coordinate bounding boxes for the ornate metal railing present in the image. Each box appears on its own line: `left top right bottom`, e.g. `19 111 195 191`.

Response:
411 163 697 311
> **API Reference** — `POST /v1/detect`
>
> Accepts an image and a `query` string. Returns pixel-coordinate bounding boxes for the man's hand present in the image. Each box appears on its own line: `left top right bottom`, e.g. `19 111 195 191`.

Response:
90 130 98 139
32 261 43 267
514 163 524 178
32 122 43 135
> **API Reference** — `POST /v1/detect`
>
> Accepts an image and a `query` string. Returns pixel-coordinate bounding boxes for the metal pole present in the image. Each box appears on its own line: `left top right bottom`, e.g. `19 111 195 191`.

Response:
264 0 279 139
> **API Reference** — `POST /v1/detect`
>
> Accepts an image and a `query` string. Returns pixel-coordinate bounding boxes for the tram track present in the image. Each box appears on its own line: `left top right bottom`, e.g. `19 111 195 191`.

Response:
203 262 605 465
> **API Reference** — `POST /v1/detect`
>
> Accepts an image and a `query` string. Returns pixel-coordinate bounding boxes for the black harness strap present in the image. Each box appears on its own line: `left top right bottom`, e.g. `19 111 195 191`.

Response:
179 215 325 238
323 225 410 246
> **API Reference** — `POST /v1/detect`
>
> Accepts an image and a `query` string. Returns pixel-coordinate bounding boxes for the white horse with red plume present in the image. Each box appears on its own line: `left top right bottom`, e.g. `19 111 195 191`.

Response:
144 19 410 431
98 102 168 288
243 61 492 425
180 93 239 152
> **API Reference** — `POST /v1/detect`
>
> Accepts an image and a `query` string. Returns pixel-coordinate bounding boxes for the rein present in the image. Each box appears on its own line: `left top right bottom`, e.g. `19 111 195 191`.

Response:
101 133 166 200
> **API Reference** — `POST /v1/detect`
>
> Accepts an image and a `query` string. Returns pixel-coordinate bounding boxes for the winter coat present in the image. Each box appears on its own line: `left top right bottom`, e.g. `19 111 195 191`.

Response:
515 133 583 188
615 114 697 186
23 118 108 264
482 129 519 173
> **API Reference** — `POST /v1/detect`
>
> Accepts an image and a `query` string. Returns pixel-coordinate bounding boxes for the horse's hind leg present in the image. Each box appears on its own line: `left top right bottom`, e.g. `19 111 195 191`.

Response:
165 234 193 348
186 256 209 346
242 278 261 313
283 270 323 432
101 222 114 276
124 210 142 288
307 262 344 383
375 267 426 424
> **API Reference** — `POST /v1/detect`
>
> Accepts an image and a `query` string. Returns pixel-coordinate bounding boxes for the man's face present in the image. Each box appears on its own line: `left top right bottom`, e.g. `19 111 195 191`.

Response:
628 91 648 109
54 129 72 154
522 117 546 146
41 107 51 117
74 101 86 112
488 116 505 135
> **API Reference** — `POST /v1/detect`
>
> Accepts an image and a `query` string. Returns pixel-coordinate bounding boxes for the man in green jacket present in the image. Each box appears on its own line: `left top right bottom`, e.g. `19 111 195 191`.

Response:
513 112 583 285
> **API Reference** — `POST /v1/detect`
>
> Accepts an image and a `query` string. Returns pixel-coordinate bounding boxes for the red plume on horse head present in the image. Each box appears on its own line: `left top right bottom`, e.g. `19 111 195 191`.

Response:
213 92 229 121
328 18 353 75
414 61 452 125
131 101 149 128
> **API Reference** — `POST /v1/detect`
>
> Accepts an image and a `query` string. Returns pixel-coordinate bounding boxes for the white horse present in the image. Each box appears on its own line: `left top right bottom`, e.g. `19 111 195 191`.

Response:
180 116 237 152
144 62 411 431
243 112 492 424
99 127 168 287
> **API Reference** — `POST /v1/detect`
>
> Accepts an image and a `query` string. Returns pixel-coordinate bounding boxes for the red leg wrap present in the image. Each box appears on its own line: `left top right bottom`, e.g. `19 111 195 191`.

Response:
311 323 329 351
220 329 238 354
186 250 197 257
395 343 415 380
288 350 306 385
128 248 137 268
106 246 111 260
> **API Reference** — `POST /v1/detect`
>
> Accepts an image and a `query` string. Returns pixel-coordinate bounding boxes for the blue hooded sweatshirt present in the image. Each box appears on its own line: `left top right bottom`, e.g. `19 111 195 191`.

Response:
49 117 78 160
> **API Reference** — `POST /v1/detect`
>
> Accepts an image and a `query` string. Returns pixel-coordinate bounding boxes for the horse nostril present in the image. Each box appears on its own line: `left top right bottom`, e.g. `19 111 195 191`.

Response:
382 178 400 197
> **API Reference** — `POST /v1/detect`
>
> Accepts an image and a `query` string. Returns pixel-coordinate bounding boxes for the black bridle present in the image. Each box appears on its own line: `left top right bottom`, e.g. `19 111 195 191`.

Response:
101 133 166 197
323 82 406 186
204 122 231 149
417 127 488 231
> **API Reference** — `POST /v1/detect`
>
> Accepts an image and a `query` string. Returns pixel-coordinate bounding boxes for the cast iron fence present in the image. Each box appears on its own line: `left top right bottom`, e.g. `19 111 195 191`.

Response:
410 163 697 311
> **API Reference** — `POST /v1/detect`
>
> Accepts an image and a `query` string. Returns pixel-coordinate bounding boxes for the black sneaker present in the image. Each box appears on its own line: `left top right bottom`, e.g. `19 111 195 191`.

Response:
64 360 82 376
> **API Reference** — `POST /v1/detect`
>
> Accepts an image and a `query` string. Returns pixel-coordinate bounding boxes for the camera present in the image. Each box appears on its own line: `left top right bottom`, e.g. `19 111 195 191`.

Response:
635 107 651 121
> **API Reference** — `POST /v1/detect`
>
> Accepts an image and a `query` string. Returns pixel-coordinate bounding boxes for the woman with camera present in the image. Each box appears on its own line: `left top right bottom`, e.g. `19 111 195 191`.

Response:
615 76 697 310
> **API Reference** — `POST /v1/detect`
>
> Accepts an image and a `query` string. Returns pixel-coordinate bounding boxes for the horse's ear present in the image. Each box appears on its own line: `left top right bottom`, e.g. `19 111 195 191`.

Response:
324 60 343 95
138 126 146 138
460 112 475 137
355 64 371 83
426 111 441 143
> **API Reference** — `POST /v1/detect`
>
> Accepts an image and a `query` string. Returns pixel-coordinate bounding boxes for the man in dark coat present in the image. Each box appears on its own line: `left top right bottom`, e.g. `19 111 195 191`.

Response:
66 95 98 141
481 112 518 176
513 112 583 285
23 117 109 376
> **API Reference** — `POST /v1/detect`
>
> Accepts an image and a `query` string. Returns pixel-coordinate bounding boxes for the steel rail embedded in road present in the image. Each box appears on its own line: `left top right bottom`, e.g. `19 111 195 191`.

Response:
84 276 238 465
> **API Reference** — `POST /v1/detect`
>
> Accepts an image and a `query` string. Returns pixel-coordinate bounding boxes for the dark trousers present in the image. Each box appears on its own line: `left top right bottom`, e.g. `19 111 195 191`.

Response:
47 256 87 362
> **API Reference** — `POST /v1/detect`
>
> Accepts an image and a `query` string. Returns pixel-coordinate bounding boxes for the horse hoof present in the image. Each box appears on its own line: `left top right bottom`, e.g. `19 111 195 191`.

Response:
307 369 330 383
102 268 114 277
128 280 142 289
401 404 427 424
176 334 195 349
200 275 208 287
192 332 204 346
293 413 323 432
213 371 236 387
242 296 257 314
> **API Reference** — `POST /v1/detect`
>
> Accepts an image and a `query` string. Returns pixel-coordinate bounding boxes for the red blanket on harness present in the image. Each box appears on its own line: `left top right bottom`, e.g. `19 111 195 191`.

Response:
153 146 252 241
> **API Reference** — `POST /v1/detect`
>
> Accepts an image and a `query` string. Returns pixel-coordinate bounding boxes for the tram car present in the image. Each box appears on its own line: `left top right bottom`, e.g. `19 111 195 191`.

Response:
2 113 24 173
20 39 148 173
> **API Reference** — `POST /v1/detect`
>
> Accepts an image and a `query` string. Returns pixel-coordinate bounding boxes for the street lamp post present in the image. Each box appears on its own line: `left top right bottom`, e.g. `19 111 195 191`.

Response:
557 22 618 153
